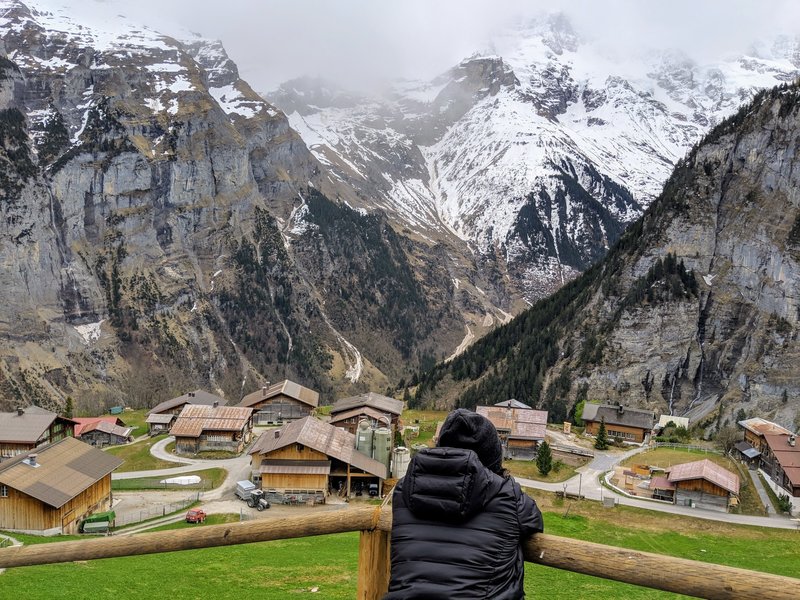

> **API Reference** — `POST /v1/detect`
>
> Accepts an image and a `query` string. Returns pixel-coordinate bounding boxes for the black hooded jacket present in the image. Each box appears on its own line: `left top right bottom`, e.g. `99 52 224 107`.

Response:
385 447 544 599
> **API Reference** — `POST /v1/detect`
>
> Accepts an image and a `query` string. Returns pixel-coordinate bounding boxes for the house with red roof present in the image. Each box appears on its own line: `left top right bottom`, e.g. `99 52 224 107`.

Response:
761 432 800 498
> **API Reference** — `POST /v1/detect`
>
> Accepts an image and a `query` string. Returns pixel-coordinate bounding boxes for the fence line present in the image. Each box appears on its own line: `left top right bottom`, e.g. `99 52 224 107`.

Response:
653 442 722 454
113 493 200 527
0 506 798 599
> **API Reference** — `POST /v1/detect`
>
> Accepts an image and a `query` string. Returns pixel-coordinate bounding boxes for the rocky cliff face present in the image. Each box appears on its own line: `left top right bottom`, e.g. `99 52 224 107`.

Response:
419 83 800 432
574 86 800 430
0 1 461 410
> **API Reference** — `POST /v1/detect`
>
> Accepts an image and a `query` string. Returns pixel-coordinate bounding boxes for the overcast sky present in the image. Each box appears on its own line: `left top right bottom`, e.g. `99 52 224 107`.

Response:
35 0 800 92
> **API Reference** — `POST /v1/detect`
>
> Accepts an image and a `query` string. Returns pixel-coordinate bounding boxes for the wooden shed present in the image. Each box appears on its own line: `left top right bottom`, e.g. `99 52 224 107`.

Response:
74 417 133 447
582 403 655 444
238 380 319 425
0 406 76 461
666 459 739 511
0 437 123 535
329 393 403 435
249 416 387 500
170 405 253 455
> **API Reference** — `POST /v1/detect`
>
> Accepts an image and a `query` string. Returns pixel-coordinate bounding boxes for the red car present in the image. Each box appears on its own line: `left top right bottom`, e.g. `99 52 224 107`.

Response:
185 508 207 523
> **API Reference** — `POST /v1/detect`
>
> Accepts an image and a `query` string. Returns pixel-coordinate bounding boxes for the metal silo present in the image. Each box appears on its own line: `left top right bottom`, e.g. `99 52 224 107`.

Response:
356 419 374 456
373 427 392 469
392 446 410 479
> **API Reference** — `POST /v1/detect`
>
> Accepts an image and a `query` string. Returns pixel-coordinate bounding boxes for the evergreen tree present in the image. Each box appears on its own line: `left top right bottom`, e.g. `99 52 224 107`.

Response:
595 417 609 450
536 440 553 476
64 396 74 419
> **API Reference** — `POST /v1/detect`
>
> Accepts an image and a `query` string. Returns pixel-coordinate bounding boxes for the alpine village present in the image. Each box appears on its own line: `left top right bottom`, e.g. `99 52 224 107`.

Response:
0 1 799 598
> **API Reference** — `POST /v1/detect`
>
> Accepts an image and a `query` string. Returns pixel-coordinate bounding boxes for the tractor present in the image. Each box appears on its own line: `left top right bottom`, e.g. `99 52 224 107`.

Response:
247 489 271 511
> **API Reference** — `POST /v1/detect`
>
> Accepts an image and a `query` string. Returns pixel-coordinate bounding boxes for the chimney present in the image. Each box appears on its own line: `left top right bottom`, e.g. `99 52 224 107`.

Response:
213 401 219 408
26 454 38 467
617 405 624 415
17 407 24 416
189 392 195 398
790 435 797 447
274 430 280 439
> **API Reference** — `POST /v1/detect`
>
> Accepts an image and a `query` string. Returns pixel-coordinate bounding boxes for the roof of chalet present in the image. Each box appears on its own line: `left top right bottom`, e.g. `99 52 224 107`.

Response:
581 404 655 431
249 416 387 479
763 434 800 487
656 415 690 429
734 440 761 459
0 437 123 508
666 459 739 495
0 406 73 444
494 399 530 409
79 420 133 439
73 417 127 437
330 393 404 418
147 390 227 416
476 406 548 440
738 418 793 437
329 406 392 426
239 379 320 409
170 405 253 438
146 413 175 425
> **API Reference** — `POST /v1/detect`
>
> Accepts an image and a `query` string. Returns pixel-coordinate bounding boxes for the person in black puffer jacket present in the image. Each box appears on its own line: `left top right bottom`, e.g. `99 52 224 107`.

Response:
385 408 544 599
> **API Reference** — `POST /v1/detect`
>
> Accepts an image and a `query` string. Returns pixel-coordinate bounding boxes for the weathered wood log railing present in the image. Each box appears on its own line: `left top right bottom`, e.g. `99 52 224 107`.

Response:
0 506 797 599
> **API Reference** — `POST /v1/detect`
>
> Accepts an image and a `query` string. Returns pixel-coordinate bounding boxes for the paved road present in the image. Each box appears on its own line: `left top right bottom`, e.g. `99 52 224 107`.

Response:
517 445 799 530
112 436 252 501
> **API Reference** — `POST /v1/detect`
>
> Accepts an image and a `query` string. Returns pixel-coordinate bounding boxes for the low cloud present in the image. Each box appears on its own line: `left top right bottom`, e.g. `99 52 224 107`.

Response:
33 0 800 92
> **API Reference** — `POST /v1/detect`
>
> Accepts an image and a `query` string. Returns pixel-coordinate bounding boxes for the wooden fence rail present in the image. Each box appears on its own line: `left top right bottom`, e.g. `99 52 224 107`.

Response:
0 506 797 600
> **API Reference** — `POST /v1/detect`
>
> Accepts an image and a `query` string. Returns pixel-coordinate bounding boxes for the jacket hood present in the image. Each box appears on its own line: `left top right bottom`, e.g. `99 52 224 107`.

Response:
402 447 501 523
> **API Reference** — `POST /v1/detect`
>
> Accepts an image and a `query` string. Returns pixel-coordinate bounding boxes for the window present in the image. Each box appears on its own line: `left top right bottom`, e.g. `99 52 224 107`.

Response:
1 485 8 498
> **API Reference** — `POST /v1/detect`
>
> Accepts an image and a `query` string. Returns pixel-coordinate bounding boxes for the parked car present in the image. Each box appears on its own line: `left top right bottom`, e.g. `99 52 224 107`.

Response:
185 508 207 523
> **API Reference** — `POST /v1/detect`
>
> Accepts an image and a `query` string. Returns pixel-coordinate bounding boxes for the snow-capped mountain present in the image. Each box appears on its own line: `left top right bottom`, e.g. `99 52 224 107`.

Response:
0 0 465 409
269 14 800 302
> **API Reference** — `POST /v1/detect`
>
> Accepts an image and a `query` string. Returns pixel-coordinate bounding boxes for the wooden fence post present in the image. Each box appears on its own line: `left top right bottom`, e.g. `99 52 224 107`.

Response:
357 508 391 600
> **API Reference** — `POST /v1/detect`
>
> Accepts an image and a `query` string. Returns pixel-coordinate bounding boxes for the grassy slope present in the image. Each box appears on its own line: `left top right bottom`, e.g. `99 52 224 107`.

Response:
104 435 180 472
2 501 798 599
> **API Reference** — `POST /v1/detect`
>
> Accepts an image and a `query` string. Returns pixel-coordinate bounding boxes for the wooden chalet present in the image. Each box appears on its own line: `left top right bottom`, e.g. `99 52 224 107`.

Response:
249 416 387 499
0 406 76 461
476 404 548 459
666 459 739 511
581 403 655 444
329 393 404 435
0 437 123 535
76 419 133 447
238 379 319 425
170 405 253 455
760 433 800 497
738 417 792 454
146 390 227 434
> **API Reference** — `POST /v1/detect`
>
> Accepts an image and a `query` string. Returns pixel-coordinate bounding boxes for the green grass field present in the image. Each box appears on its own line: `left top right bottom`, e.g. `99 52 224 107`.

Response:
117 408 149 437
111 468 227 491
104 435 181 472
2 499 798 599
